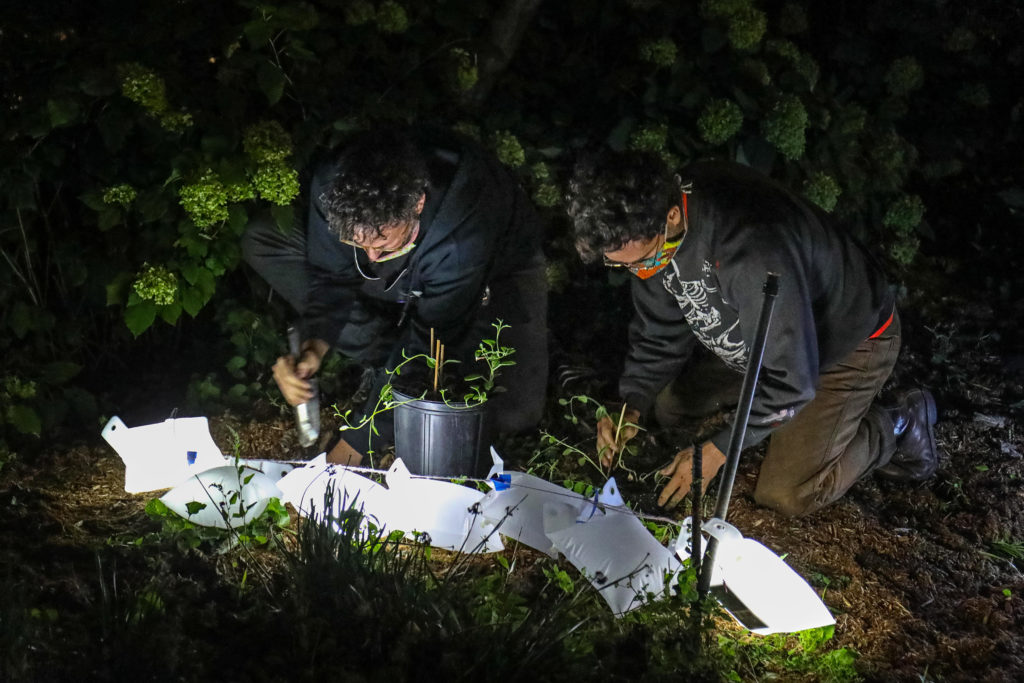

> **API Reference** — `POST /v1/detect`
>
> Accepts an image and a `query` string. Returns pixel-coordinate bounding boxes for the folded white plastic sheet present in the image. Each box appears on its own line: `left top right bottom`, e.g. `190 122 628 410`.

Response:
102 416 229 493
478 470 589 557
385 459 502 553
543 478 683 616
276 454 393 528
674 518 836 635
160 465 281 529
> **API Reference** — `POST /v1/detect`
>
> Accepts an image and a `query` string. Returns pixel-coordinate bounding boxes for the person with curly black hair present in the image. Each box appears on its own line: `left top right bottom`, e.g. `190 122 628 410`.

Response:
243 127 547 465
567 150 939 517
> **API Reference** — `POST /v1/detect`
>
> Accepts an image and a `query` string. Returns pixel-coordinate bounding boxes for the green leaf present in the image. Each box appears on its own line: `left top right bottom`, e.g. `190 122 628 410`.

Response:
158 301 183 325
7 405 42 436
136 189 170 223
97 206 123 231
124 301 158 336
39 361 82 385
185 501 207 516
145 498 170 518
257 62 286 105
47 97 81 127
79 190 107 212
244 19 274 48
226 356 247 375
193 267 217 298
106 272 134 306
181 286 206 317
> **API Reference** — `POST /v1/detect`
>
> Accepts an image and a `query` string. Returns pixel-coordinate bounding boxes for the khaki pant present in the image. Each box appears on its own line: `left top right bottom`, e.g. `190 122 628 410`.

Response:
656 311 902 517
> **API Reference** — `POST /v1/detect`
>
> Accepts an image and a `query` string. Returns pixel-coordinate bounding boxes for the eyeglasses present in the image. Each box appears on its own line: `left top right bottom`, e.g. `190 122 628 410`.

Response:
340 220 418 261
602 222 669 272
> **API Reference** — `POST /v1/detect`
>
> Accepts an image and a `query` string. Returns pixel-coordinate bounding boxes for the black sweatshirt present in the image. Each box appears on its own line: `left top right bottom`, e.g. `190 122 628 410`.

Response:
302 128 543 368
620 161 893 452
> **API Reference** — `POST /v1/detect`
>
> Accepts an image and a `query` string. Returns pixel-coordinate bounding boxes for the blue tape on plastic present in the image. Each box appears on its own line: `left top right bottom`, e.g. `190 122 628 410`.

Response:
186 450 197 465
491 473 511 491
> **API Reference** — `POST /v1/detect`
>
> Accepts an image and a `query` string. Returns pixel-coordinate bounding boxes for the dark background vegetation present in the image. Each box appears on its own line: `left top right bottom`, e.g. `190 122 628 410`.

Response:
1 0 1023 681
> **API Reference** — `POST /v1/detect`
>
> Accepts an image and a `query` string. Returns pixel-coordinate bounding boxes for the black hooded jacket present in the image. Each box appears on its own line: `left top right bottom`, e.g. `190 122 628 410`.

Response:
302 128 543 368
620 161 893 452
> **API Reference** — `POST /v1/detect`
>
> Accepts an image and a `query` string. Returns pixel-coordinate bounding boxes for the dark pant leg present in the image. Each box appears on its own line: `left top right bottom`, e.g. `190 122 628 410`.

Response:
753 312 902 517
241 211 309 315
484 264 549 434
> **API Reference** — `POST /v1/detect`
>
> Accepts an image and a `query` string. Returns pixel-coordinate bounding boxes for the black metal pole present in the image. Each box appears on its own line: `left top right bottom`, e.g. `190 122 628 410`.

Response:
689 441 703 579
697 272 779 598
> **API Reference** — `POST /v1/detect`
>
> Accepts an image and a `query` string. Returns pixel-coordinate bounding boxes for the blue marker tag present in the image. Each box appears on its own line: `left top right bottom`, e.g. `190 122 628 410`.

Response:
186 450 197 465
491 473 511 491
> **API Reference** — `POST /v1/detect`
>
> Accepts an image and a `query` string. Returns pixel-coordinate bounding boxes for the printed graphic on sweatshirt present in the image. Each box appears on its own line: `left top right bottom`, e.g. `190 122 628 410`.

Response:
663 260 748 370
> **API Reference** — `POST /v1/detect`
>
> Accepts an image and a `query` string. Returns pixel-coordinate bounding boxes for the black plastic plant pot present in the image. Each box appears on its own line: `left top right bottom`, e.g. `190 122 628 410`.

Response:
391 390 491 478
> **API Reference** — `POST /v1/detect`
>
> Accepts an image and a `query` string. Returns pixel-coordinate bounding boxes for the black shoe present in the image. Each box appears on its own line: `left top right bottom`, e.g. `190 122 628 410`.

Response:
875 388 940 482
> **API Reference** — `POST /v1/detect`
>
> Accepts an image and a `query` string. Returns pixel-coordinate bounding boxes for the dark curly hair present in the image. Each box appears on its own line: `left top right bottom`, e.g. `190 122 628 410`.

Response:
322 129 429 241
566 149 680 263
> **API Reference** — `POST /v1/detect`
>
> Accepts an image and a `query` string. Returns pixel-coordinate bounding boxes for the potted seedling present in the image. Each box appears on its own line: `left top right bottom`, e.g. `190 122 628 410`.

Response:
337 321 516 477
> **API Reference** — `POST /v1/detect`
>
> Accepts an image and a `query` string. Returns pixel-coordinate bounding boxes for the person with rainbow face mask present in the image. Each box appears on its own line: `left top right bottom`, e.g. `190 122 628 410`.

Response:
242 127 548 464
567 150 940 518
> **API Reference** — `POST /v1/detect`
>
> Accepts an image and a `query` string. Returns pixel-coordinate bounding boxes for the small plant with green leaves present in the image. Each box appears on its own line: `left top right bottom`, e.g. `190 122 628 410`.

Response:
334 320 516 462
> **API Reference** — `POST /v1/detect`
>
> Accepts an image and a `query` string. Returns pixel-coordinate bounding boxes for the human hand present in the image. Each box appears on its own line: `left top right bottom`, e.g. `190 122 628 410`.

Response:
596 405 641 469
273 338 328 406
657 440 726 509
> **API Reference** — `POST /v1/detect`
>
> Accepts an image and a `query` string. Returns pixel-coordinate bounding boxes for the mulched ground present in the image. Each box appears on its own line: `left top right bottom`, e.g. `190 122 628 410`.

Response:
2 293 1022 682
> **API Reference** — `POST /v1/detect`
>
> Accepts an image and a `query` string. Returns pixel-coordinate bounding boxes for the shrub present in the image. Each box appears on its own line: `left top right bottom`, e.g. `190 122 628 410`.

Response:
698 98 744 145
761 94 808 160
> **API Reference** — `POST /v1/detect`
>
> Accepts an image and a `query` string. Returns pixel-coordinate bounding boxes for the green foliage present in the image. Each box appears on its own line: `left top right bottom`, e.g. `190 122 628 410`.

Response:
179 170 230 228
803 171 841 213
252 163 300 206
1 0 1011 450
727 6 768 51
944 27 977 52
698 98 744 145
102 184 137 208
344 0 376 26
719 626 860 682
131 263 178 306
629 122 669 153
534 183 561 208
882 194 925 233
375 1 409 34
449 48 479 92
761 94 808 160
493 130 526 168
884 56 924 96
639 38 678 68
242 120 293 164
117 63 168 114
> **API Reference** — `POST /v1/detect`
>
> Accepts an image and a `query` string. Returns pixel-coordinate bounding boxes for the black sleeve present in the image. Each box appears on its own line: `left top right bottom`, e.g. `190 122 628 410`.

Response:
708 228 819 453
619 273 697 415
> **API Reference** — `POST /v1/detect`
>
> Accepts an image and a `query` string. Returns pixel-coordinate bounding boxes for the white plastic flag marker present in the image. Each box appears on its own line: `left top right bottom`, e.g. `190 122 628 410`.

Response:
675 518 835 635
385 459 502 553
102 416 229 493
480 448 589 557
543 478 682 616
160 465 281 529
